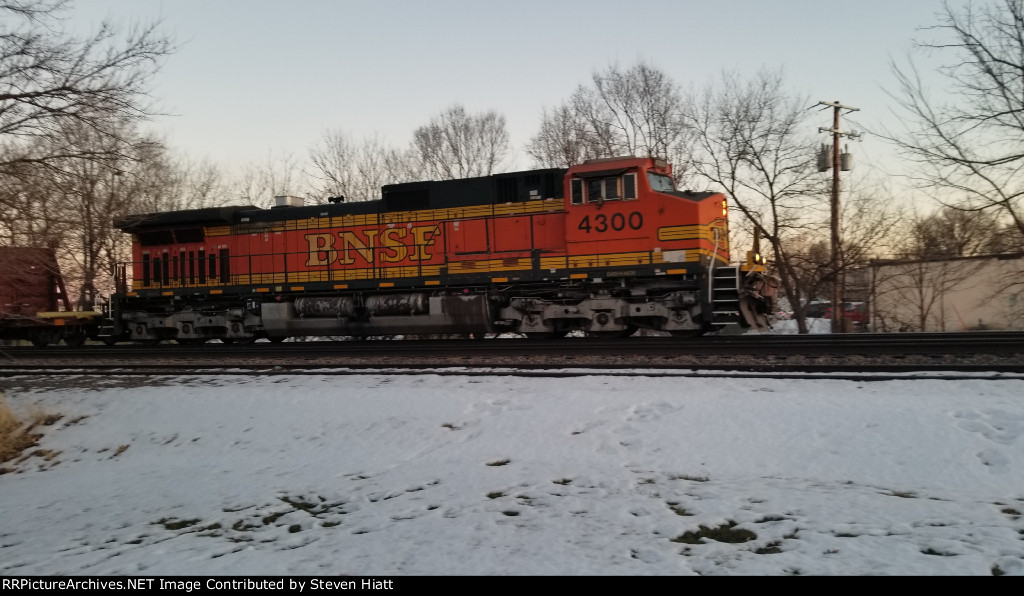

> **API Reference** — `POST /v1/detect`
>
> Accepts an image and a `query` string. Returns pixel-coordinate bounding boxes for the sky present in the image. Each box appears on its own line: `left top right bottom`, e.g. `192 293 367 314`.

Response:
2 319 1024 577
60 0 953 181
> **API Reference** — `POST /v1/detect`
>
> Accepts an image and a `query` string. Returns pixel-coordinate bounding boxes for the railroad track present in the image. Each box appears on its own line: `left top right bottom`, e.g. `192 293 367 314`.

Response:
1 332 1023 377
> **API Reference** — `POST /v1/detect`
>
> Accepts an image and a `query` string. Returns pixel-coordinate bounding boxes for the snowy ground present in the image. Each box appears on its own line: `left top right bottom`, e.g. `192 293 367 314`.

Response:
2 356 1023 576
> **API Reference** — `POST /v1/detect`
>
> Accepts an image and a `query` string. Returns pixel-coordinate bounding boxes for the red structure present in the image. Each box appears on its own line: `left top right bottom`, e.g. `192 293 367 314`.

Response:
0 247 100 346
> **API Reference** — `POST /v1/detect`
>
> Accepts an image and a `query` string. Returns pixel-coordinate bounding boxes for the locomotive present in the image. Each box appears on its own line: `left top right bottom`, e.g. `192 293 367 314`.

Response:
100 156 777 344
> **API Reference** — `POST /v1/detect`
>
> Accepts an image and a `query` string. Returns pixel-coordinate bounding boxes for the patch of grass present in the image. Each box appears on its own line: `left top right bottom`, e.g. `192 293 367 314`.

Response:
754 541 783 554
671 521 756 545
232 520 259 532
0 392 60 470
155 517 202 531
668 473 710 482
666 501 693 516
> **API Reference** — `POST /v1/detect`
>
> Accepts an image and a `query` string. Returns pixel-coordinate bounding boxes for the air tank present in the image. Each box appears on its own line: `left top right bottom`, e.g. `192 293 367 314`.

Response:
293 293 429 317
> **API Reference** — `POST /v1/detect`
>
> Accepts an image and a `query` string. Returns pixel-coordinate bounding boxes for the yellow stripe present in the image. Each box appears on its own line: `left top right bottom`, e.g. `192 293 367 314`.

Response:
658 225 713 241
233 199 564 233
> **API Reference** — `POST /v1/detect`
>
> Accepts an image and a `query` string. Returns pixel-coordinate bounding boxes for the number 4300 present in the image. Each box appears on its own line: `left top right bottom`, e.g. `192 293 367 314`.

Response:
577 212 643 233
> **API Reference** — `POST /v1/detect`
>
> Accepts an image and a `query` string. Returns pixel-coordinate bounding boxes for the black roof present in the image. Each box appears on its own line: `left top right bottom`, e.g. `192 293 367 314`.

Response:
115 206 259 232
115 167 570 230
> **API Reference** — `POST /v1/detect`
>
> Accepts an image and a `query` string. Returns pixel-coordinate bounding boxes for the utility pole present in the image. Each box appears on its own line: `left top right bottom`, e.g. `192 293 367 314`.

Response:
817 101 860 333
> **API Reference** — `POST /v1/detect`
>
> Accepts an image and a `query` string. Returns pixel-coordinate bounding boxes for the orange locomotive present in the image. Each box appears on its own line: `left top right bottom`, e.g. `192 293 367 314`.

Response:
104 156 776 343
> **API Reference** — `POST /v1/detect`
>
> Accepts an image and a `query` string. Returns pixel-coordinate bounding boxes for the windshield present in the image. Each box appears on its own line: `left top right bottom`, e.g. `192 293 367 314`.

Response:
647 172 674 193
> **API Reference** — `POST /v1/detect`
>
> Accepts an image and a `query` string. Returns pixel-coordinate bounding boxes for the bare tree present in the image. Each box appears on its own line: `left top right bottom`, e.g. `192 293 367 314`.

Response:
779 233 833 307
230 150 309 208
411 105 509 179
683 68 827 332
886 0 1024 237
307 130 403 202
987 222 1024 253
525 104 600 169
0 118 179 304
526 61 687 171
767 176 903 320
0 0 174 175
906 205 1010 258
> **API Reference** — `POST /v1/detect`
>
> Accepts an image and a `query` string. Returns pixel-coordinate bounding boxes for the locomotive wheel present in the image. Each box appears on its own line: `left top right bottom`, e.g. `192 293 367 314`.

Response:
524 330 568 339
30 329 60 347
524 332 554 339
63 331 87 347
586 326 637 339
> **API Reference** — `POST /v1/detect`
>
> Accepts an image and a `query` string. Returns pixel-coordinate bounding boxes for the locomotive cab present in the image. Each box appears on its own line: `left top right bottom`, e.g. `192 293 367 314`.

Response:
535 156 769 335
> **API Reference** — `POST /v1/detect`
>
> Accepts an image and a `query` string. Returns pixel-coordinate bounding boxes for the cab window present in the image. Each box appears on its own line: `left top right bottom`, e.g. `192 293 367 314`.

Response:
623 173 637 199
648 172 674 193
586 176 622 203
571 179 584 205
603 178 619 200
571 172 637 204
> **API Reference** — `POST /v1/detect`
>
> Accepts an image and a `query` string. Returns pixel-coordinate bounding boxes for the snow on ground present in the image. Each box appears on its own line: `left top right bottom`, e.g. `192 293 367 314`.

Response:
2 348 1024 576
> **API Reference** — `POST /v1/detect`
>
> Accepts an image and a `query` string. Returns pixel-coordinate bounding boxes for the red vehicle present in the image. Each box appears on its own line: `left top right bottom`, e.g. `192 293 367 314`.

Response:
0 247 101 346
102 156 777 344
825 302 869 328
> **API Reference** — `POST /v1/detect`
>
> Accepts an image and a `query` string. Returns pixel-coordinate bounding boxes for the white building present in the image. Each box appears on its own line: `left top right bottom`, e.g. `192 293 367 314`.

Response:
869 253 1024 332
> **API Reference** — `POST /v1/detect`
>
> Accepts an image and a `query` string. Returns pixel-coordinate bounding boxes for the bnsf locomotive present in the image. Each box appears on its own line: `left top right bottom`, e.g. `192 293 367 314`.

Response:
99 156 776 344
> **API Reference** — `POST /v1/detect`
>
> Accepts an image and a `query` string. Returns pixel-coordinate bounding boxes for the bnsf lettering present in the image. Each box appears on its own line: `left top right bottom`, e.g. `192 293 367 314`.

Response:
305 226 439 266
577 212 643 234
